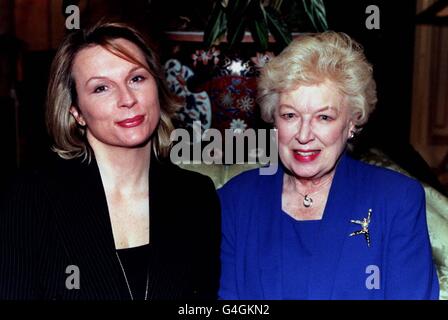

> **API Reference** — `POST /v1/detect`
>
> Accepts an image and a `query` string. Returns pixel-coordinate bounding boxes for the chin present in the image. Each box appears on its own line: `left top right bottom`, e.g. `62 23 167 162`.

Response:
120 128 154 145
131 138 152 148
291 167 320 179
117 135 152 148
283 156 321 178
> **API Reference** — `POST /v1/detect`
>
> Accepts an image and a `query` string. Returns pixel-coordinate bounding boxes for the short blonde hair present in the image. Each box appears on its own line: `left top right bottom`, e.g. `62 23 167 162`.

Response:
46 22 181 161
257 31 377 127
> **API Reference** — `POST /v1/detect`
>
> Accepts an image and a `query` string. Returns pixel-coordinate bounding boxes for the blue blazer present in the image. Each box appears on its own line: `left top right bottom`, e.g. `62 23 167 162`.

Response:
218 153 439 299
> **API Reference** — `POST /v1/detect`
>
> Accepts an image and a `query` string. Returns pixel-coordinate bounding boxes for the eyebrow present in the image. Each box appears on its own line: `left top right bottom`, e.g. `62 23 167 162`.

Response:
279 105 339 113
315 106 339 113
84 66 147 87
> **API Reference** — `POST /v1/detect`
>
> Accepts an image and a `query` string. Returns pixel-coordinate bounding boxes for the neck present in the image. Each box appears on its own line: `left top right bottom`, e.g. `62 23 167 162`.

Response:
90 141 151 194
287 171 335 195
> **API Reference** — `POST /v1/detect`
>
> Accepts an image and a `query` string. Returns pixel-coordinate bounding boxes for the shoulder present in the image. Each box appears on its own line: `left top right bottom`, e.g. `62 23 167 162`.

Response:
349 156 424 197
29 156 103 197
0 166 53 232
154 161 221 248
152 159 219 220
4 166 48 198
217 167 280 213
155 159 216 192
219 167 275 194
9 154 93 186
1 155 95 210
348 157 426 226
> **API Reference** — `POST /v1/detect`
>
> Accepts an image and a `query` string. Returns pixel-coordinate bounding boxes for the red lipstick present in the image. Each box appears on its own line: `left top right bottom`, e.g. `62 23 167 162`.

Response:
293 149 321 163
116 115 144 128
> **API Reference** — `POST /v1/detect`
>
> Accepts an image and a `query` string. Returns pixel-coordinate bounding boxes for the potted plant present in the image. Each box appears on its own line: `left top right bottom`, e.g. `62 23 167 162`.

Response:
204 0 328 51
163 0 329 137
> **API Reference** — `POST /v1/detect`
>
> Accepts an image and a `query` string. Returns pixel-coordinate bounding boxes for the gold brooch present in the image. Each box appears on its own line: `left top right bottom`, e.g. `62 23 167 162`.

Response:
349 209 372 247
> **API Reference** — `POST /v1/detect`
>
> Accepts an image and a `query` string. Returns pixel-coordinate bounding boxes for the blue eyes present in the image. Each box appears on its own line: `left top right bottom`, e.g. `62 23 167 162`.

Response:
92 75 146 94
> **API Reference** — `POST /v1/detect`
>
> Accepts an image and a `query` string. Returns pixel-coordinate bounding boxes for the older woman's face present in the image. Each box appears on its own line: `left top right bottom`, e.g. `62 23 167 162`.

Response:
70 39 160 150
274 81 354 179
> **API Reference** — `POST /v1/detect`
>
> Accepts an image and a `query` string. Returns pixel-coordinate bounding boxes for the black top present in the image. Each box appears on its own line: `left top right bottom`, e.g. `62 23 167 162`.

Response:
116 244 152 300
0 153 221 300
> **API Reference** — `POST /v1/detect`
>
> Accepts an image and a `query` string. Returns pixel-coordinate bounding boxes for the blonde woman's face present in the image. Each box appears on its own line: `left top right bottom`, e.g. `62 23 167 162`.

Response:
70 39 160 151
274 81 354 180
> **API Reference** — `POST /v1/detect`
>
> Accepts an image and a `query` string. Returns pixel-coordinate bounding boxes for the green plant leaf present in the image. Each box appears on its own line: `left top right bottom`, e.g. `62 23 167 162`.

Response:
204 0 325 50
247 1 269 51
311 0 328 30
204 1 228 47
301 0 328 31
226 0 252 49
249 20 269 51
227 0 252 18
227 18 247 49
265 6 292 49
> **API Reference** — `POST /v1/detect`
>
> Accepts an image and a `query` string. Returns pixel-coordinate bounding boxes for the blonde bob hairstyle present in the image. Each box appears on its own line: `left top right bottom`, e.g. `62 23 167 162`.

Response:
46 22 181 161
257 31 377 128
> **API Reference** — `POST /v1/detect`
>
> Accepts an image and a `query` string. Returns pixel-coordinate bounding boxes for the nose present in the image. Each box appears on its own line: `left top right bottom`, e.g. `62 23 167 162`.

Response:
117 85 137 109
295 119 314 144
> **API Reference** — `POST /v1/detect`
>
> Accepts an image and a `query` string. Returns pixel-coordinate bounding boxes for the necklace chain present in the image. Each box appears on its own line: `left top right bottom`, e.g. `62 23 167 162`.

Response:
115 251 149 301
292 175 333 208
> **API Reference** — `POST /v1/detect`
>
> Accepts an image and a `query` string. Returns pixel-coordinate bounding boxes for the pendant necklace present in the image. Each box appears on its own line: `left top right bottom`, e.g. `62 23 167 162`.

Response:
294 175 333 208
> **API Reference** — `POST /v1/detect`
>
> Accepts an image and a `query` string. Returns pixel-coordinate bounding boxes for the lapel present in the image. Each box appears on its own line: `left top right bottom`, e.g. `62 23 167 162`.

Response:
46 153 181 299
257 166 285 299
47 156 130 299
258 153 359 299
307 153 360 299
148 155 191 258
148 153 169 247
147 155 197 299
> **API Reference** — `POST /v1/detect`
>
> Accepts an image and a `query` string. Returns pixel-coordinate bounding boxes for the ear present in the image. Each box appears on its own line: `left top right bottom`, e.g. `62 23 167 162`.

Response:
69 106 86 126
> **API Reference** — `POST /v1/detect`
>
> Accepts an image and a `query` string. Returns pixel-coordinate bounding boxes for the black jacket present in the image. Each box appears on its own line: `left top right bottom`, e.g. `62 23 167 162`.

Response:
0 154 221 300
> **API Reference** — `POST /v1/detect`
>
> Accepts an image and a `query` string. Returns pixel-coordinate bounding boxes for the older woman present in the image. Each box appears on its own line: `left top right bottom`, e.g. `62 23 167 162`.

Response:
0 22 220 300
218 32 439 299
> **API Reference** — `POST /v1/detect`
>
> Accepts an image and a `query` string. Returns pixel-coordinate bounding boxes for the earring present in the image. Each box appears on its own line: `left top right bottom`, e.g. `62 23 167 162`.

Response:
349 130 355 139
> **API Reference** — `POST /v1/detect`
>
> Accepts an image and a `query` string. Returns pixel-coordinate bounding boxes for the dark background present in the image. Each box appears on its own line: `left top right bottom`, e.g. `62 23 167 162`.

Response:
1 0 445 193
